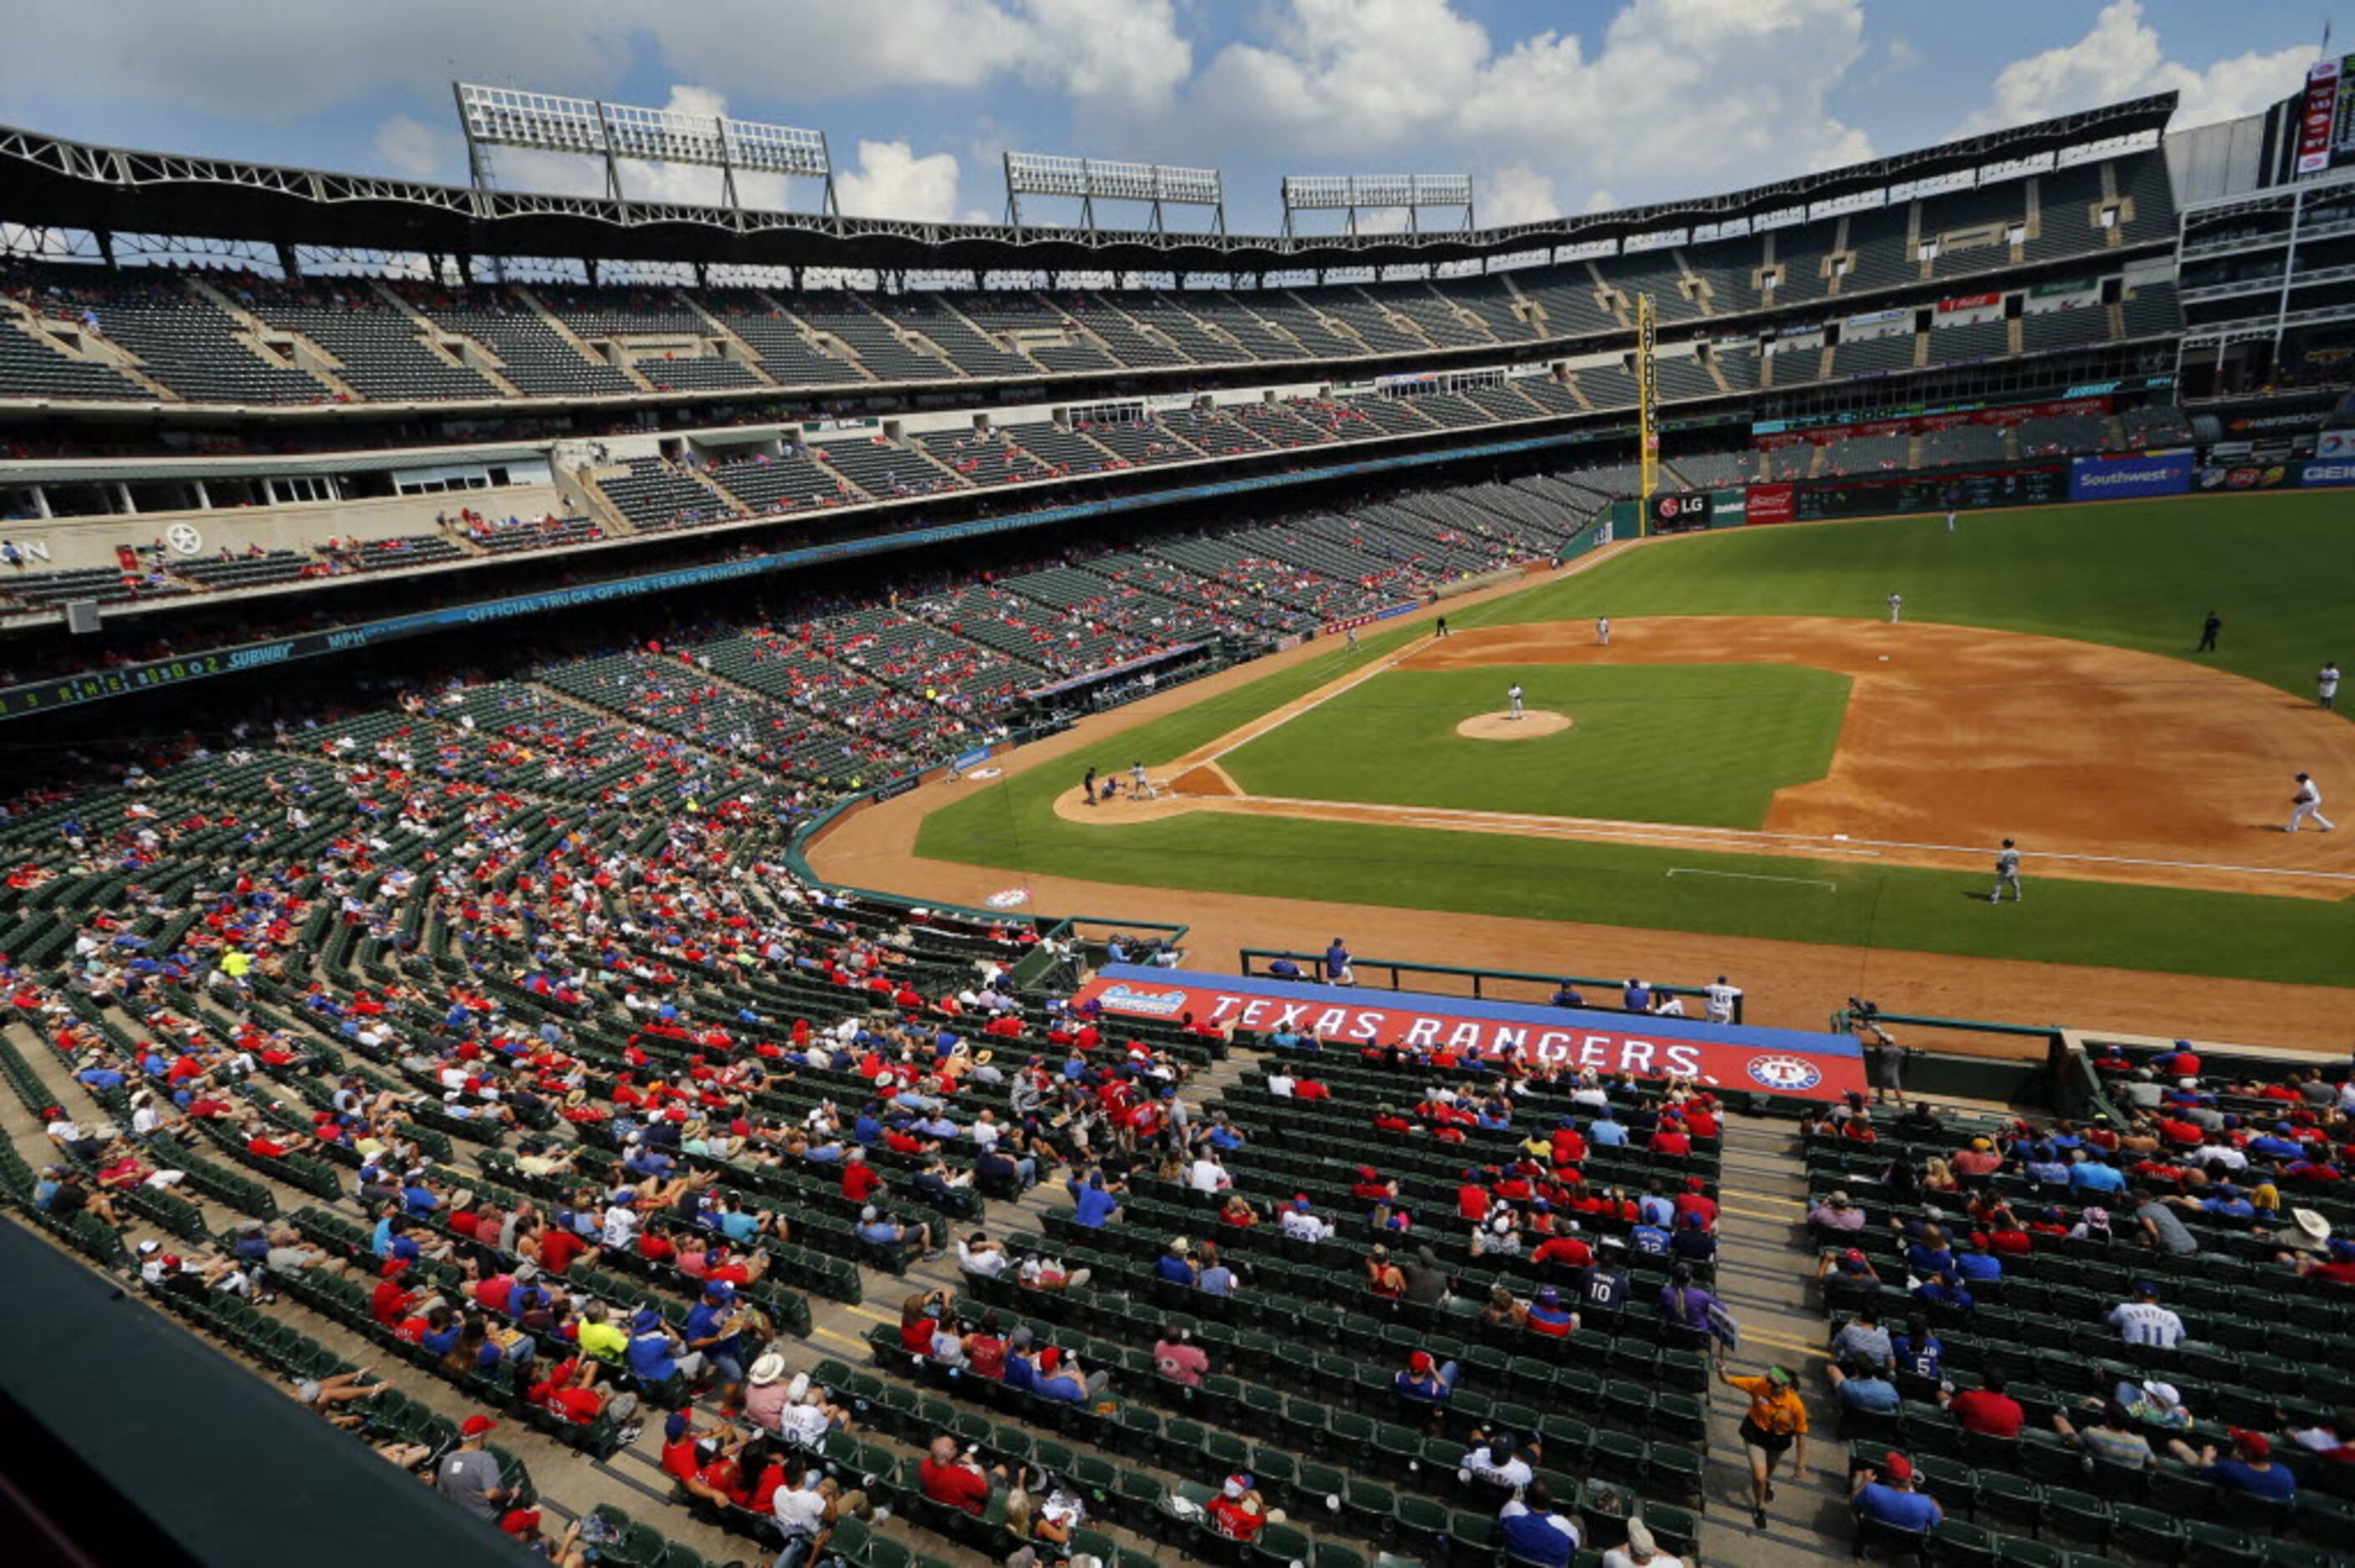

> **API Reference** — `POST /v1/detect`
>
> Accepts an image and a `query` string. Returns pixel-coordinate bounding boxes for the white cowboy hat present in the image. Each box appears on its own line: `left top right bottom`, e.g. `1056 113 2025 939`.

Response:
749 1353 787 1386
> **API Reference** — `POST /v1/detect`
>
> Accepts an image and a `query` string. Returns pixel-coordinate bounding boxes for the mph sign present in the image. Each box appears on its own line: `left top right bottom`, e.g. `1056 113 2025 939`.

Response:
1073 965 1868 1102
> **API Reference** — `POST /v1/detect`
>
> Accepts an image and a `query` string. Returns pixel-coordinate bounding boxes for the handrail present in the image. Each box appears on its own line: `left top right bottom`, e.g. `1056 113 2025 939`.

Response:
1240 946 1736 1023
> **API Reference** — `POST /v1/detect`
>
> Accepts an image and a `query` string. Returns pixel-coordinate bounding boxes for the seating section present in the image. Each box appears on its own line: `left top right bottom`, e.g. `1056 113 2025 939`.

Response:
913 431 1053 487
598 458 741 532
1800 1036 2355 1564
1818 433 1911 476
239 279 500 401
1921 425 2010 468
706 452 854 513
0 311 150 400
52 276 332 404
2016 415 2109 458
399 288 637 397
332 534 467 572
808 438 967 500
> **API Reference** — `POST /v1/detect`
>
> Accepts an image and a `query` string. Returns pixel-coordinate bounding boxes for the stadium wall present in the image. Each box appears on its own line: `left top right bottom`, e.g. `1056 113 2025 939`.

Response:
0 485 563 571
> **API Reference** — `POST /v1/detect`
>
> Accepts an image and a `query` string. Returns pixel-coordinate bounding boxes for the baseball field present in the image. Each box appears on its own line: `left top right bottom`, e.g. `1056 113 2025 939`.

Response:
812 491 2355 1039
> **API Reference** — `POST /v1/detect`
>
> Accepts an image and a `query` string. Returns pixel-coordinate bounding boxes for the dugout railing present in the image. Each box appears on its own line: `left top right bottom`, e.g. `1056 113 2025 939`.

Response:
1239 946 1735 1023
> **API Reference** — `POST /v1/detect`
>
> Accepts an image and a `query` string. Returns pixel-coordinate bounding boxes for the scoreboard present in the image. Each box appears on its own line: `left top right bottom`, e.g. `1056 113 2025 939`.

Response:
1791 464 2068 522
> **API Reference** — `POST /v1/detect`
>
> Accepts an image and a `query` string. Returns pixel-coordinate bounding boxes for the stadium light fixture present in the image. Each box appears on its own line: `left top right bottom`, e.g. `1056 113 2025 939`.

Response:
453 82 837 215
1002 150 1227 235
1279 174 1476 235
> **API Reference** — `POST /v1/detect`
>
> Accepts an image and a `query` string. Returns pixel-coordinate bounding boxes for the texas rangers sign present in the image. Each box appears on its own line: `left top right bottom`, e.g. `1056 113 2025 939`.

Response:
1072 965 1867 1103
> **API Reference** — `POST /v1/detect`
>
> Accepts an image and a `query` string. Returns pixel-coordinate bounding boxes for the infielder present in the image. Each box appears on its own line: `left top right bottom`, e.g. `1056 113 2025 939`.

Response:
1887 592 1903 624
2320 660 2340 711
1989 837 2022 903
2289 772 2336 833
1507 682 1525 720
1597 616 1611 645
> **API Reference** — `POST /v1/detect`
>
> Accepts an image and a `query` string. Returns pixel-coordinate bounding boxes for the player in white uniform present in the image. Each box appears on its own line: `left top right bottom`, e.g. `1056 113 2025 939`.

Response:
2288 772 2336 833
1945 510 1957 533
1703 975 1740 1024
1130 761 1151 799
1596 616 1610 645
1887 593 1903 624
2320 661 2341 711
1346 625 1360 651
1989 838 2022 903
1507 683 1525 720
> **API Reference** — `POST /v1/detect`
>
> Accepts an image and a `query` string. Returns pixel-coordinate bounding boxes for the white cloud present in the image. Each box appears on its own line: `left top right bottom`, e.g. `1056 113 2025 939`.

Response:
1183 0 1871 214
372 114 454 183
1481 164 1561 225
835 140 964 222
1583 189 1622 216
1881 38 1924 78
0 2 1189 125
1961 0 2312 134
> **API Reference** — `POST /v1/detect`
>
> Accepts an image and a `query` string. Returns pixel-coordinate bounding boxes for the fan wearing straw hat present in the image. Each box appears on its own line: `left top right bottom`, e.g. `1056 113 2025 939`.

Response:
2271 1206 2333 1267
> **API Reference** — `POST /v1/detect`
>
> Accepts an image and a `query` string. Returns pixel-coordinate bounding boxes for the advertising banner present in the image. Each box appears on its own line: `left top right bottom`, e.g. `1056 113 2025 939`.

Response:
2030 278 2099 298
2195 463 2294 491
2317 430 2355 458
1937 292 2002 313
1071 964 1868 1101
1648 492 1714 533
1792 464 2068 521
2069 451 2193 502
1745 483 1796 524
2297 458 2355 488
950 746 992 774
2301 58 2342 175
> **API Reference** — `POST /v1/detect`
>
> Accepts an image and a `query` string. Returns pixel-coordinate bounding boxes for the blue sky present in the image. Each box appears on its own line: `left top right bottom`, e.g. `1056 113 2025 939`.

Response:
0 2 2339 235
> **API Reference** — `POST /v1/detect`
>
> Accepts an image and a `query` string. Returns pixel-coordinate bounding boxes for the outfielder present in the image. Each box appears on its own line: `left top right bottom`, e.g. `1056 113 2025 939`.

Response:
1887 592 1903 624
1507 683 1525 720
1345 625 1360 651
2289 772 2336 833
1989 837 2022 903
1597 616 1610 645
2321 660 2340 711
1945 510 1957 533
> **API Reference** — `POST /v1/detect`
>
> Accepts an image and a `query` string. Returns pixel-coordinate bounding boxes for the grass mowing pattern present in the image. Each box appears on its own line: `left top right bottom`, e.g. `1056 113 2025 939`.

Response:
915 494 2355 987
1218 664 1851 828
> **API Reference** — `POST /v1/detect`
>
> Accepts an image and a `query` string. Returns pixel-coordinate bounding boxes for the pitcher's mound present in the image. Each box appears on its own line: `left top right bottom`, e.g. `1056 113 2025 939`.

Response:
1458 710 1572 740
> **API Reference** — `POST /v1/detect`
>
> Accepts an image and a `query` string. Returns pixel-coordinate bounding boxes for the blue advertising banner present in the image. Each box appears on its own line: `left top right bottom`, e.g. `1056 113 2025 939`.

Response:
2069 450 2192 502
2295 458 2355 488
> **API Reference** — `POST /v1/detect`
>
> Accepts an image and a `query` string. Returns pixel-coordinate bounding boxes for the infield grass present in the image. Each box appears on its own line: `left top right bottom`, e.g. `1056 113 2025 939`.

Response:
1218 664 1850 827
914 493 2355 987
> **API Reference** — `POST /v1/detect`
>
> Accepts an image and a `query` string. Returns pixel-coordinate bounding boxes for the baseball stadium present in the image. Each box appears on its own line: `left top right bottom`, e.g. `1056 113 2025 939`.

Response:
2 11 2354 1566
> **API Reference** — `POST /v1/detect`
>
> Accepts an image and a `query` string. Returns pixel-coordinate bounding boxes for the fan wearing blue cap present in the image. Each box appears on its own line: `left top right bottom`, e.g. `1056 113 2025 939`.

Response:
1204 1473 1266 1541
625 1303 706 1387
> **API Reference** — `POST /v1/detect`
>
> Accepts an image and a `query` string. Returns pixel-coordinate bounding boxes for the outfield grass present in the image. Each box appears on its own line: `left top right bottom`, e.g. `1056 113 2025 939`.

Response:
1218 664 1850 827
914 493 2355 987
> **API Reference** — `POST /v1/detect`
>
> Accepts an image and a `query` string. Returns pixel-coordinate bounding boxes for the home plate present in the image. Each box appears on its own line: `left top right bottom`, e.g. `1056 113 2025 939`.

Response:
1877 655 1890 661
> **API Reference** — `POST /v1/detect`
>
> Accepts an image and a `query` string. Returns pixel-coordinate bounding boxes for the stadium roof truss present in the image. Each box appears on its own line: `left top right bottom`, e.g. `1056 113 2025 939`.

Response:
0 93 2175 277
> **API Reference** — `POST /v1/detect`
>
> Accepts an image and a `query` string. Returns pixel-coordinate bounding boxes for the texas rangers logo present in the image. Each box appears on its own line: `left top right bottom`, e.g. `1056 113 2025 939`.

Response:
1746 1053 1823 1092
1096 984 1189 1019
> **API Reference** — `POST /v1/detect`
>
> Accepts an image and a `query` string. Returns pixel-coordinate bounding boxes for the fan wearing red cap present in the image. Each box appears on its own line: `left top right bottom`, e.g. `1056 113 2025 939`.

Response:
1851 1449 1943 1533
1395 1348 1458 1414
2195 1429 2298 1501
436 1414 509 1523
1204 1473 1266 1540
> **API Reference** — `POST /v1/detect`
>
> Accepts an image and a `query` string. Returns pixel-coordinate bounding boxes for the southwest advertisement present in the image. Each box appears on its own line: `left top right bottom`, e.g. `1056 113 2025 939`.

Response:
2068 450 2193 502
1071 964 1869 1102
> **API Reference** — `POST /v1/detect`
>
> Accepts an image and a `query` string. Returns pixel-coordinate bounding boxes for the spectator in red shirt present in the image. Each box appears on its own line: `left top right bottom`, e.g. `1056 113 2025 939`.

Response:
1946 1364 2025 1438
1456 1172 1492 1222
920 1435 999 1515
841 1151 884 1204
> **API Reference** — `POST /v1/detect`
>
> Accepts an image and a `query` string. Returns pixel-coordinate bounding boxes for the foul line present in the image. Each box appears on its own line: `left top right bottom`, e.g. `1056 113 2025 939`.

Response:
1669 867 1838 892
1195 640 1425 770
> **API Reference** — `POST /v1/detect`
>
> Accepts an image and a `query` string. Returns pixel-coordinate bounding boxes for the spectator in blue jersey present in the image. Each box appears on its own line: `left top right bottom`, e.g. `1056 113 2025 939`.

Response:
1954 1235 2004 1285
1395 1349 1457 1409
2195 1429 2297 1501
1659 1263 1726 1368
1628 1216 1672 1257
2068 1151 2128 1196
1497 1479 1580 1565
1912 1272 1975 1313
1002 1327 1038 1393
1068 1170 1122 1228
1582 1241 1632 1318
1902 1223 1956 1278
1888 1316 1942 1380
1851 1450 1942 1533
626 1307 705 1388
1152 1240 1199 1287
1671 1211 1718 1264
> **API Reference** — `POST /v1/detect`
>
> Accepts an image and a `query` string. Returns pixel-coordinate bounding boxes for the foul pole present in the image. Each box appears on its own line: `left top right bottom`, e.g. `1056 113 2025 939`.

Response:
1635 291 1659 506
